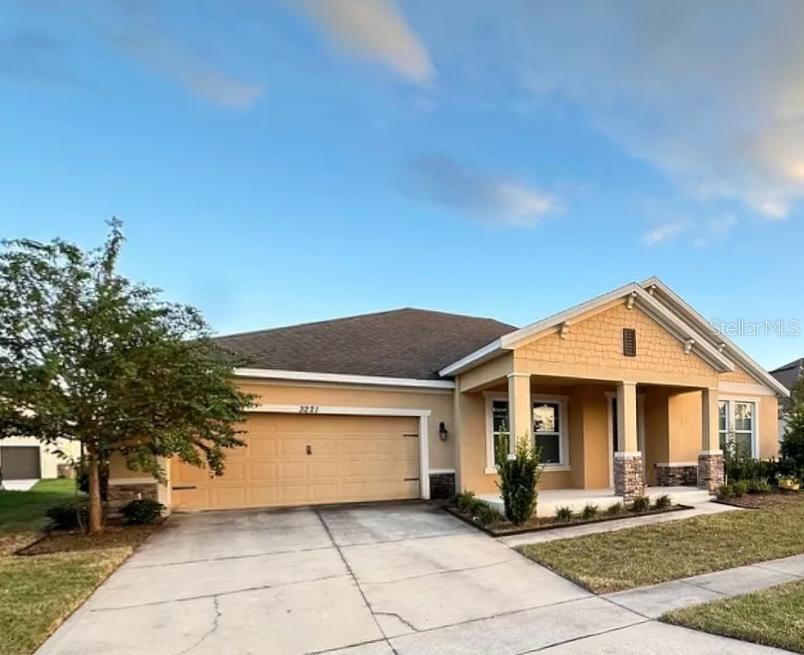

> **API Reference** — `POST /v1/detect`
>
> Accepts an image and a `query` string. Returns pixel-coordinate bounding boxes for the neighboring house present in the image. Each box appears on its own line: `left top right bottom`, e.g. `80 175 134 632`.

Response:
108 277 788 511
0 436 80 483
770 357 803 438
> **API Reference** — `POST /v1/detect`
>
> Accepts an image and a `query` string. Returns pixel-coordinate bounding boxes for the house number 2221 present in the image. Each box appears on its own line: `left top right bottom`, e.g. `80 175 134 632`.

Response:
299 405 319 414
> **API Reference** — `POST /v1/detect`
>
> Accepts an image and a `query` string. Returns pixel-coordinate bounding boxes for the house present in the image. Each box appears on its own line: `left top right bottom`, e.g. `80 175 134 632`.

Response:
107 277 788 513
0 436 80 486
770 357 802 437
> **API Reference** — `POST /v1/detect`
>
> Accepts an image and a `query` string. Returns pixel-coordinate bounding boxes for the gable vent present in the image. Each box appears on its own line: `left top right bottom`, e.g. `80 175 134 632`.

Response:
623 328 637 357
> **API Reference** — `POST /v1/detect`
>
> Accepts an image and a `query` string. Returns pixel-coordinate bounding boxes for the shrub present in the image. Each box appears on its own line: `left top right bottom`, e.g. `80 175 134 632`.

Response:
747 478 772 494
629 495 650 513
120 498 164 525
732 480 749 497
46 501 89 530
496 435 542 526
472 503 503 527
555 506 574 522
453 491 478 514
606 501 624 516
653 494 672 510
781 377 804 473
717 484 735 500
581 503 599 520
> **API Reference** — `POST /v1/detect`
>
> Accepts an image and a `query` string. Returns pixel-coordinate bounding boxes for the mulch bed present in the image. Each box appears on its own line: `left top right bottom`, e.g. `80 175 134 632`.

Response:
16 524 158 556
445 503 690 537
715 490 802 510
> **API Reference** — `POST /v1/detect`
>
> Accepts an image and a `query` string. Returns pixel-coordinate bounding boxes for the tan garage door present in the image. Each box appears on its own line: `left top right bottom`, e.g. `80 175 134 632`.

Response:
170 413 420 510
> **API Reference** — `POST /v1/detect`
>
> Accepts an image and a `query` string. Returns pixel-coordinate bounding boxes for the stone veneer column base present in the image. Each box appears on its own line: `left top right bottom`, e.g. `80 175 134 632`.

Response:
697 452 725 493
655 463 698 487
106 481 160 517
614 452 645 500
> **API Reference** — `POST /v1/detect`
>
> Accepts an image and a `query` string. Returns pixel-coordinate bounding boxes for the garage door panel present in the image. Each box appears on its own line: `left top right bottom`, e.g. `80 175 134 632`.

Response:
170 414 420 510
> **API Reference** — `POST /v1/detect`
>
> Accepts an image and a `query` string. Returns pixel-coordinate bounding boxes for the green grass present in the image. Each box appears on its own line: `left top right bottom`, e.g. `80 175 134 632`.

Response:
518 495 804 593
0 478 155 655
663 580 804 653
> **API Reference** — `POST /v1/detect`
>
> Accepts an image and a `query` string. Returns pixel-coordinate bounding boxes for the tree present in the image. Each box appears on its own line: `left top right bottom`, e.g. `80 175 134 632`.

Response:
495 435 542 525
781 377 804 478
0 220 255 533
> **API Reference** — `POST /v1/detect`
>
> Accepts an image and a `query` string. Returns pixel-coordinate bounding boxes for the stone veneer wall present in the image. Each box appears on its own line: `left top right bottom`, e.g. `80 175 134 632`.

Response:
655 464 697 487
697 453 725 493
613 453 645 500
429 472 456 500
106 482 159 517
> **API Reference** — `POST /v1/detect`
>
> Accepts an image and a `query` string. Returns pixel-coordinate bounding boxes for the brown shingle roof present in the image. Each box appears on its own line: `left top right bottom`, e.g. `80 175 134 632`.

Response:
213 308 516 380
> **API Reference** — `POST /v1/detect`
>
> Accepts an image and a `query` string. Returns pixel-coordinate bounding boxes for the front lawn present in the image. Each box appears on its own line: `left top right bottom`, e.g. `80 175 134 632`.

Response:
518 493 804 593
663 580 804 654
0 479 155 655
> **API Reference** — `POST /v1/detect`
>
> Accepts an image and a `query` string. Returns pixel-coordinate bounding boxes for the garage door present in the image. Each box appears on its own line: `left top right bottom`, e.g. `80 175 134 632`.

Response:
170 414 420 510
1 446 41 480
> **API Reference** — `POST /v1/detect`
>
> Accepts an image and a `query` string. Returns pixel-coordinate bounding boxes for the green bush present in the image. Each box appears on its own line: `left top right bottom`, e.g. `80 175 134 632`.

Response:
453 491 478 514
496 435 542 526
732 480 749 497
606 501 624 516
472 503 503 527
555 506 574 522
747 478 772 494
45 501 89 530
581 503 599 520
629 495 650 513
781 377 804 474
653 494 672 510
717 484 735 500
120 498 164 525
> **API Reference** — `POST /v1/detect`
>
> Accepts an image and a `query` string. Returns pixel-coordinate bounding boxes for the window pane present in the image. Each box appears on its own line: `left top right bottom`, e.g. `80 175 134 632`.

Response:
533 403 559 433
733 403 753 432
493 432 510 466
492 400 509 433
719 431 729 451
718 401 728 431
536 434 560 463
735 432 752 458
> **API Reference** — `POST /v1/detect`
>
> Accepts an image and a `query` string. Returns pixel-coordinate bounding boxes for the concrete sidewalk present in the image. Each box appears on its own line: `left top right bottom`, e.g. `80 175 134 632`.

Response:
605 553 804 618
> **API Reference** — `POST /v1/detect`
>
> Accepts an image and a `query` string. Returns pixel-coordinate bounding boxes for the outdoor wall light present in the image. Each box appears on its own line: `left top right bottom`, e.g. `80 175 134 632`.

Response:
438 422 449 441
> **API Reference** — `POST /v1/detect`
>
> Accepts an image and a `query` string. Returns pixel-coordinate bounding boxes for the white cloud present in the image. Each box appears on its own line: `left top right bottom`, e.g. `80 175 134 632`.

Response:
643 222 689 246
399 154 559 227
428 1 804 219
298 0 434 84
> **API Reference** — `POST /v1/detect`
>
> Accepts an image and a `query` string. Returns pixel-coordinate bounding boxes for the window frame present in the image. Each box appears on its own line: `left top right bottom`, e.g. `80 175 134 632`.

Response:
717 397 760 459
483 392 570 473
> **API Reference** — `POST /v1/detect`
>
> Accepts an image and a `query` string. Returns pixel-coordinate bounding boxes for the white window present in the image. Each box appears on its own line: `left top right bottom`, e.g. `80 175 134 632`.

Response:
484 393 569 472
718 399 757 458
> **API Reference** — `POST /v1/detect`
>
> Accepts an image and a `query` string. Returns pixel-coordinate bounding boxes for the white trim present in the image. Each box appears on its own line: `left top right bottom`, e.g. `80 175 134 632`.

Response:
700 449 724 456
438 281 736 377
719 381 777 397
615 451 643 458
640 277 790 398
655 462 698 467
428 468 455 475
108 477 157 486
235 368 455 390
245 403 432 500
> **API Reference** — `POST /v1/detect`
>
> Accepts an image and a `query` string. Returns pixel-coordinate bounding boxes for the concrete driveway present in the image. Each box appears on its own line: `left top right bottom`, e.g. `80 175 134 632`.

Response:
39 503 789 655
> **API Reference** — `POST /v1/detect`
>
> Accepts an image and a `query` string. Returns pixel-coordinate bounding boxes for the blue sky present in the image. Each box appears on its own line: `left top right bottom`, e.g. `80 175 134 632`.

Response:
1 1 803 370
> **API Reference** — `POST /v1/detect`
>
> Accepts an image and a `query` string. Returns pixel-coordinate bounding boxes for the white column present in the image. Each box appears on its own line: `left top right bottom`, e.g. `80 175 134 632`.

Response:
616 381 638 453
507 373 531 453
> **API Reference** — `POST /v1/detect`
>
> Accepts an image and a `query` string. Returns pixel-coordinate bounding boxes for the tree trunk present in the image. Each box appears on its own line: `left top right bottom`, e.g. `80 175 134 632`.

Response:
87 445 103 534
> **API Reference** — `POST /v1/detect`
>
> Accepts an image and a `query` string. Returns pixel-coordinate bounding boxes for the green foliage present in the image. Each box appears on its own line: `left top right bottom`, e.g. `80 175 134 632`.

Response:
45 500 88 530
555 506 574 522
473 503 503 527
732 480 749 497
747 478 772 494
0 221 256 531
781 377 804 478
724 447 778 484
606 501 624 516
120 499 164 525
629 495 650 513
717 484 735 500
495 435 542 526
581 503 599 520
653 494 672 510
452 491 502 526
453 491 478 514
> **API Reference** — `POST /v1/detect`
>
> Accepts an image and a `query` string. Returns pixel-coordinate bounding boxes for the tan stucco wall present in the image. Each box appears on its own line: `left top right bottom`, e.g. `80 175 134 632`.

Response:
643 388 670 485
514 301 719 387
721 365 759 385
459 353 513 392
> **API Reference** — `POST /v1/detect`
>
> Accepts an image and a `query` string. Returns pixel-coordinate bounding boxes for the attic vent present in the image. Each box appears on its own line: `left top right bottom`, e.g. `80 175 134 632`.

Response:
623 328 637 357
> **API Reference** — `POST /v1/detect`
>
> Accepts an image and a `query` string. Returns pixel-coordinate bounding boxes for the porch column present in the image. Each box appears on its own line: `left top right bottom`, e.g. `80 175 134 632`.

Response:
614 381 645 499
507 373 531 453
698 387 725 493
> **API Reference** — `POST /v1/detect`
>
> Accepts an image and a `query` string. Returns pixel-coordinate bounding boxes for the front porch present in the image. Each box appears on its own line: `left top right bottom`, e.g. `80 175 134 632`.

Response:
480 485 714 518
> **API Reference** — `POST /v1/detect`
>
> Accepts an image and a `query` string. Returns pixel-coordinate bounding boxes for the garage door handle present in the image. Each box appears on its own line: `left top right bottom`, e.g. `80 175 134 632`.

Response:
172 485 196 490
306 445 312 455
